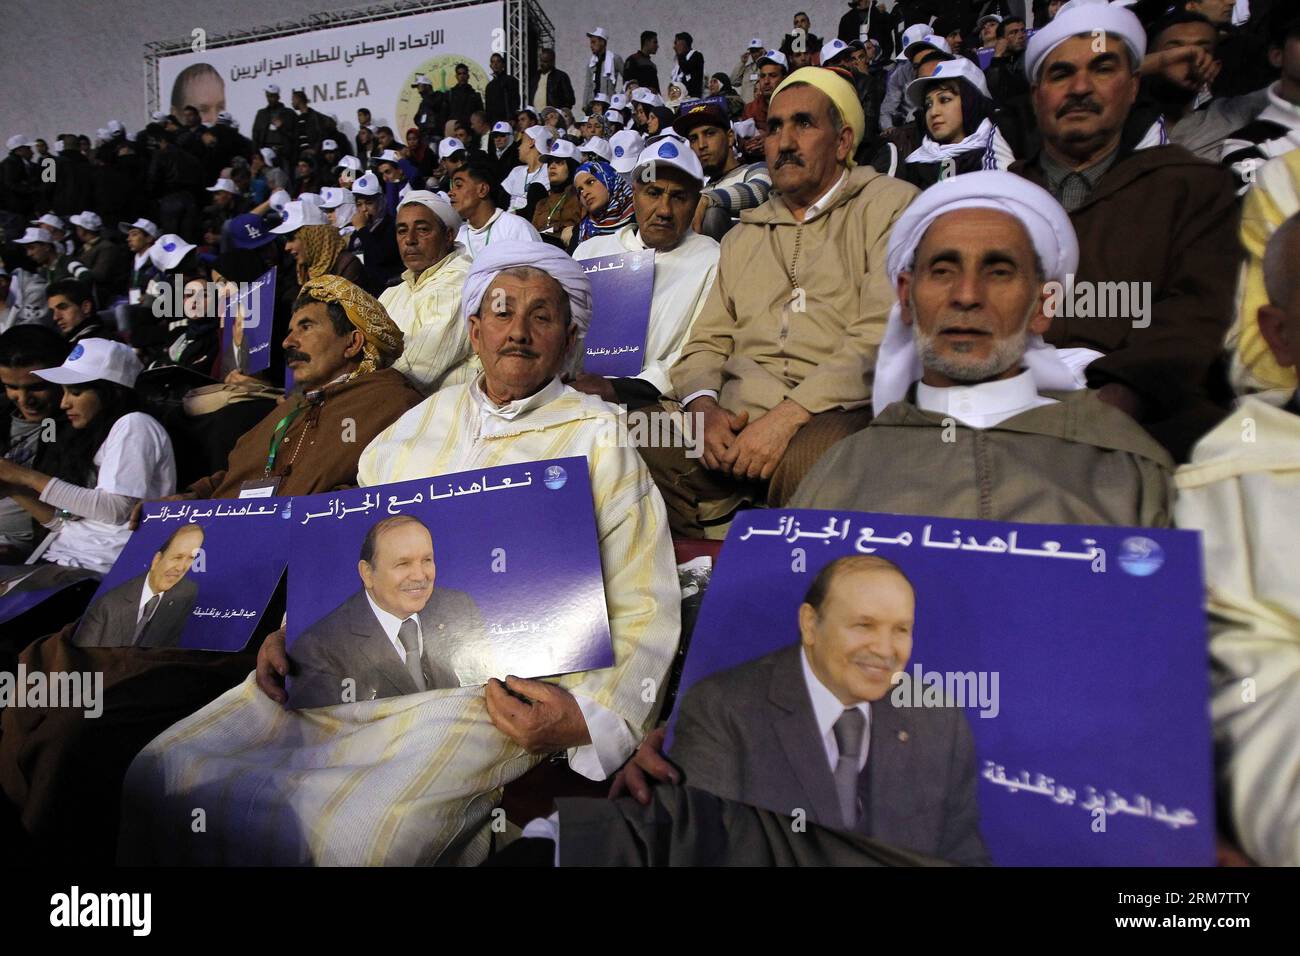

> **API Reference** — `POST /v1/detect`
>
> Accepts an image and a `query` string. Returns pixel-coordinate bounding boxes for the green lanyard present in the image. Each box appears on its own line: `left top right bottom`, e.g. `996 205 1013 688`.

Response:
264 404 306 477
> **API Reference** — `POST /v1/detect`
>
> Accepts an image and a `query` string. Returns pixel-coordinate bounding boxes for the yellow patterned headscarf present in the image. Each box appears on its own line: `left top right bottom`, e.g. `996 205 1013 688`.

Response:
294 224 349 284
298 275 404 374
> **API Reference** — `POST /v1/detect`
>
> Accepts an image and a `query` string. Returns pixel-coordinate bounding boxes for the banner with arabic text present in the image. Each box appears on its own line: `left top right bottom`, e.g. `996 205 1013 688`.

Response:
670 509 1212 866
284 458 611 709
71 498 291 651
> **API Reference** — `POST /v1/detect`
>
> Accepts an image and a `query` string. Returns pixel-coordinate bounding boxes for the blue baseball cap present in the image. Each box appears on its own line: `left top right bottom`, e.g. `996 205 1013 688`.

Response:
228 213 276 250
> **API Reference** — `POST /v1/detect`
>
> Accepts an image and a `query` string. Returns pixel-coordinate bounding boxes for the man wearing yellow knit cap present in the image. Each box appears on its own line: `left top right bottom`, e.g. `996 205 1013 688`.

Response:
644 66 918 539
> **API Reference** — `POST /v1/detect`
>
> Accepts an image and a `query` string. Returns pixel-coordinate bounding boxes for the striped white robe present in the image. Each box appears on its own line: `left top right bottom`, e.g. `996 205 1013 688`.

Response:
119 379 680 865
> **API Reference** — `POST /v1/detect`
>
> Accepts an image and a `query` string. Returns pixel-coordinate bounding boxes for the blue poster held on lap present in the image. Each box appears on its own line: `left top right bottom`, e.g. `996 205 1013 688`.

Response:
670 509 1213 866
581 250 655 378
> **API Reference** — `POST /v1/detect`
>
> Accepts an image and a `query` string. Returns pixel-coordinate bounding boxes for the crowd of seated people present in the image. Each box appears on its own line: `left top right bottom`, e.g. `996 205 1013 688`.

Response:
1 0 1298 868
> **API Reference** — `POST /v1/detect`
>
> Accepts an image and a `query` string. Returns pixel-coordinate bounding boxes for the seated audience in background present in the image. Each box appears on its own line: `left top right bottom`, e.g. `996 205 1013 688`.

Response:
69 210 129 307
274 214 366 290
502 125 553 216
449 156 543 261
876 57 1015 185
673 100 773 234
1144 11 1268 162
572 135 719 409
1228 148 1300 393
44 277 110 347
790 171 1174 528
573 159 635 244
1175 211 1300 867
0 325 70 561
1014 0 1242 461
646 67 916 539
0 338 174 579
119 242 680 867
1220 11 1300 182
378 191 475 395
531 139 584 248
16 227 76 289
347 172 403 291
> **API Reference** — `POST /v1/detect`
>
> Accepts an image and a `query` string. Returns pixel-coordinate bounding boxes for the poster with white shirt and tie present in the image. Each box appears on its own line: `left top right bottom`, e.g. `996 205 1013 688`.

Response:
670 509 1211 867
580 250 655 377
72 498 292 651
284 458 612 710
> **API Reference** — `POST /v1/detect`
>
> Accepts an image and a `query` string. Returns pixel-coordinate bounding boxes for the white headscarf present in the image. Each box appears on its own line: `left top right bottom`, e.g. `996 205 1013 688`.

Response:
461 240 593 334
1024 0 1147 85
873 170 1099 415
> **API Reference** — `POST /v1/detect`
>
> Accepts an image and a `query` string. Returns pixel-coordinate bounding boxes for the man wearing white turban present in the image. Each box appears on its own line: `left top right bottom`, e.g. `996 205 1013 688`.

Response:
786 171 1175 528
1012 0 1241 462
120 241 681 865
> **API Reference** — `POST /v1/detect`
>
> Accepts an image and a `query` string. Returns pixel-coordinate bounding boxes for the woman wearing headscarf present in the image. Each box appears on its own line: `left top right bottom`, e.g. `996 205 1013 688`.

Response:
404 127 435 180
530 140 585 250
707 72 745 119
283 223 368 291
874 57 1015 188
644 106 677 137
574 160 635 244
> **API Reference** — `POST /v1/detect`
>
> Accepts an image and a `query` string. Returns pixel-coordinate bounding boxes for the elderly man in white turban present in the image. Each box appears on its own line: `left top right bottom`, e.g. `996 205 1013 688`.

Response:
379 189 475 394
785 170 1174 526
1011 0 1241 464
119 242 680 866
645 65 918 539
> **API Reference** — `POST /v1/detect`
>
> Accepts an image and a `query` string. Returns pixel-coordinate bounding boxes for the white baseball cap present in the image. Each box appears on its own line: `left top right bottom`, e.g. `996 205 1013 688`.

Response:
321 138 339 151
351 172 383 196
259 147 277 165
34 338 143 389
592 93 611 105
118 217 159 238
749 37 764 49
757 49 789 70
604 110 625 127
587 27 608 40
106 120 125 135
906 56 992 108
634 134 705 186
207 177 240 194
608 130 647 175
149 234 197 270
491 121 513 136
412 74 431 87
821 39 853 64
542 138 578 161
216 111 234 125
898 23 932 60
904 33 953 60
523 125 554 152
438 137 467 159
150 111 167 123
270 199 329 234
15 227 57 246
631 88 664 107
319 186 349 209
398 189 462 234
69 211 102 232
581 136 613 162
610 94 629 111
31 214 65 231
374 149 404 165
6 134 34 150
335 155 363 172
265 83 281 94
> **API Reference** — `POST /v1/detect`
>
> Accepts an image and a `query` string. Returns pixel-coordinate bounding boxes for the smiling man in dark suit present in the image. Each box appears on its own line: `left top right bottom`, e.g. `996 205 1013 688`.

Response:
287 514 486 709
75 524 204 648
537 553 990 866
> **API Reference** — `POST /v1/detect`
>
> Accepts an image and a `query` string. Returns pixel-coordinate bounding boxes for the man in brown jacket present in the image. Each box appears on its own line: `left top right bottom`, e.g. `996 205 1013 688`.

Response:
1013 3 1241 462
643 67 917 538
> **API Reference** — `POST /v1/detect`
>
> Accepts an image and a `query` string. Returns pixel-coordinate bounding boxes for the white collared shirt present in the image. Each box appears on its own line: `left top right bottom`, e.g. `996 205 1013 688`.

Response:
137 577 161 622
470 374 568 436
915 369 1057 430
455 208 543 260
800 646 871 772
364 591 424 664
801 169 848 223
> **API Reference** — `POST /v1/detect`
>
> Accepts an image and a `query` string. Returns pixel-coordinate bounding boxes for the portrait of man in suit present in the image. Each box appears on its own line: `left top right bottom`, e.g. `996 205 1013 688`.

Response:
669 554 990 865
288 514 487 709
75 524 205 648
